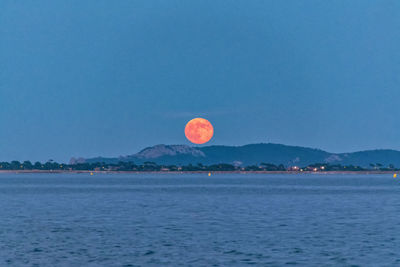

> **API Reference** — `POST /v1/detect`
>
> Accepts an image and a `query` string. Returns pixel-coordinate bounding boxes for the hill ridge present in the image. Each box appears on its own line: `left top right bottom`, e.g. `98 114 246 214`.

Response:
80 143 400 168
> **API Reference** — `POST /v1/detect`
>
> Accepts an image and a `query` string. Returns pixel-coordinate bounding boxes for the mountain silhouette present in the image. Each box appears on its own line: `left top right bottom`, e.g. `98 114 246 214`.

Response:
78 143 400 168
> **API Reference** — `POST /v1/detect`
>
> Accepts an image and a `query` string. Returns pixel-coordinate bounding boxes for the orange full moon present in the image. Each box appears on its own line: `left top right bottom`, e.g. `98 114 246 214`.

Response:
185 118 214 144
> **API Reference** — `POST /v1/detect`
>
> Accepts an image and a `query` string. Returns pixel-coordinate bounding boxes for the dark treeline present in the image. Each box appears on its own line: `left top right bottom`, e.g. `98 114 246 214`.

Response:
0 161 398 172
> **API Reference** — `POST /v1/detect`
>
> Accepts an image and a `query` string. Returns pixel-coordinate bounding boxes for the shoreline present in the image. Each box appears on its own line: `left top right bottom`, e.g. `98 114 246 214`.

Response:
0 170 397 175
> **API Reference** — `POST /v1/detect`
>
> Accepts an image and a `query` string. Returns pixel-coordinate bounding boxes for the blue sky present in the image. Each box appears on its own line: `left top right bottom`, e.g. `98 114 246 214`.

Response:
1 0 400 162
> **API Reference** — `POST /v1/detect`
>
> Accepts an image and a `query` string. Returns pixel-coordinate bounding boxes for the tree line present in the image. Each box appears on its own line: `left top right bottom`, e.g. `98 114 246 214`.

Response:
0 160 398 172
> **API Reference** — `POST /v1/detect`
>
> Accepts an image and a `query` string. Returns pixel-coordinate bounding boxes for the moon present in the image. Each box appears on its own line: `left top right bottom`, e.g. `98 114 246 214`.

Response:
185 118 214 144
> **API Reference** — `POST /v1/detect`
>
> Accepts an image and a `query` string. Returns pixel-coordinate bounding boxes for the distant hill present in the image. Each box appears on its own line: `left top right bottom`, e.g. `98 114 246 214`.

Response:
77 143 400 168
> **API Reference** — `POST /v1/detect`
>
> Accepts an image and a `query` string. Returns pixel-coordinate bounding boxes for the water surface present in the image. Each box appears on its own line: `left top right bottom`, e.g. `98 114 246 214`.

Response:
0 173 399 266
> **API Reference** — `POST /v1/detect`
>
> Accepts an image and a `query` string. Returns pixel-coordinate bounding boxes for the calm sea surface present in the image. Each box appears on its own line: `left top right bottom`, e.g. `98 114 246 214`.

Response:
1 173 400 266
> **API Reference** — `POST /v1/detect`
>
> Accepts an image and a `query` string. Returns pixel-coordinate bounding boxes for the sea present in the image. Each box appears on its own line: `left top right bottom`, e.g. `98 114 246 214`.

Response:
0 173 399 266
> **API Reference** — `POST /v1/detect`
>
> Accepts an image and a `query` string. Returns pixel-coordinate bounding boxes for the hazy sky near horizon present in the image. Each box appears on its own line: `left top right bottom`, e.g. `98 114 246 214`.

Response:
1 0 400 162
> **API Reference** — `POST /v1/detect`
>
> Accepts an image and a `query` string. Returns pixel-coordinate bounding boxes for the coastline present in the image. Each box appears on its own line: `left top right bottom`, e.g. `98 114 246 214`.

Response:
0 170 397 175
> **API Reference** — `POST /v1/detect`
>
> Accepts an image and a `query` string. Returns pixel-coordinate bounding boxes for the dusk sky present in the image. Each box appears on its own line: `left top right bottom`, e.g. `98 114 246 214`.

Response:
1 0 400 162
